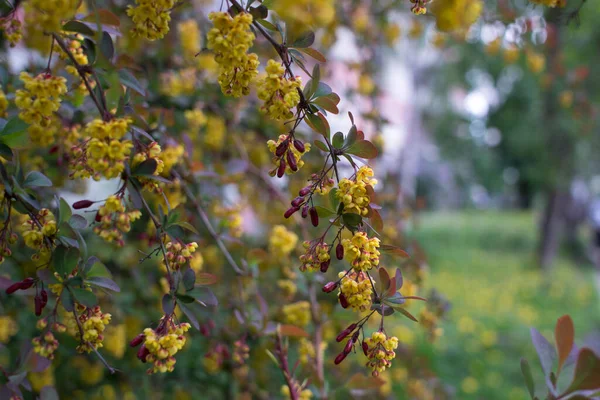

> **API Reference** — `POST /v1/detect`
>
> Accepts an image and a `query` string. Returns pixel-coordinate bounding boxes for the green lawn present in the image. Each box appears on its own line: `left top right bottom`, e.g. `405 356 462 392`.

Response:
403 211 600 399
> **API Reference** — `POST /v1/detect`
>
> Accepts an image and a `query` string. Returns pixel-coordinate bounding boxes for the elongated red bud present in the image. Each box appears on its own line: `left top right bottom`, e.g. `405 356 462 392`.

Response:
40 289 48 308
5 282 22 294
309 207 319 227
95 211 102 222
362 341 369 356
291 197 304 207
20 277 34 290
34 295 43 316
286 151 298 172
275 141 287 157
284 206 299 219
336 323 357 342
301 205 309 218
73 200 94 209
137 344 149 362
322 282 338 293
130 333 145 347
344 338 354 354
320 259 330 273
334 351 348 365
293 139 305 153
299 187 311 196
339 292 349 308
277 159 286 178
336 243 344 260
49 145 59 154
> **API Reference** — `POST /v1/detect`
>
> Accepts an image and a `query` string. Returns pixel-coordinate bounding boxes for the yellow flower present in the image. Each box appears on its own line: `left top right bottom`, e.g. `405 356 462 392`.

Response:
364 331 398 376
341 232 380 271
282 301 311 327
336 166 377 216
338 269 374 311
430 0 483 33
257 60 302 121
178 19 202 61
127 0 177 41
137 317 191 373
269 225 298 258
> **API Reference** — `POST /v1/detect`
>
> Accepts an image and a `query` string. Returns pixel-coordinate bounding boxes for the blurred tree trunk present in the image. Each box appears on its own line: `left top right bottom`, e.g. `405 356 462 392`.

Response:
517 180 533 209
537 190 569 271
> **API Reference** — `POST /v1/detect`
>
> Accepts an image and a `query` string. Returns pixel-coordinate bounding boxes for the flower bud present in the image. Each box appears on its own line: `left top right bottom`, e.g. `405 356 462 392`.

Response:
309 207 319 227
293 139 305 153
277 159 286 178
301 205 309 219
336 243 344 260
284 206 299 219
95 211 102 222
286 151 298 172
344 338 354 354
299 186 311 196
130 333 145 347
339 292 349 308
334 351 348 365
137 344 149 362
73 200 94 209
5 282 22 295
275 141 287 157
34 295 43 316
20 277 34 290
320 259 330 273
40 289 48 308
336 323 357 342
322 282 338 293
362 341 369 356
291 197 304 207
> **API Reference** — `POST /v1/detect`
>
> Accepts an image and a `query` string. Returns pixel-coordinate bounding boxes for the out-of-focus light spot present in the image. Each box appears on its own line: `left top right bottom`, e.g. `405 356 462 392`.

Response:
484 127 501 147
464 91 489 118
503 167 519 185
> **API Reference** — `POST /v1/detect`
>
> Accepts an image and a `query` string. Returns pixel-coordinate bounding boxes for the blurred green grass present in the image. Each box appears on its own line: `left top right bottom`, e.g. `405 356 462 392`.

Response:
405 211 600 399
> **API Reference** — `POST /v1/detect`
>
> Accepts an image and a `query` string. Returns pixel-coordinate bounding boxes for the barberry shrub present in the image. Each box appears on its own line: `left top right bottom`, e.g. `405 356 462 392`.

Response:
0 0 569 398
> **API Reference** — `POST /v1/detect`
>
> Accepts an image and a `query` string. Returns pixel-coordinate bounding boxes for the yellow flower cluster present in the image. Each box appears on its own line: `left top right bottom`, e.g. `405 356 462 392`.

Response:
207 12 259 97
158 144 185 175
74 306 112 353
178 19 202 61
127 0 177 41
342 232 381 271
160 68 197 97
298 337 326 365
281 383 313 400
336 166 377 216
299 241 330 271
0 316 17 343
185 109 207 132
257 60 301 121
132 141 164 192
163 241 199 270
72 118 133 180
232 339 250 366
204 115 227 150
272 0 335 27
21 208 57 259
364 331 399 376
526 50 546 74
0 85 8 117
25 0 78 33
2 19 22 47
57 34 91 93
141 319 191 373
338 269 374 311
93 196 142 246
430 0 483 33
530 0 566 6
278 279 297 297
15 72 68 146
282 301 311 327
32 331 60 359
267 134 311 175
410 0 428 15
269 225 298 258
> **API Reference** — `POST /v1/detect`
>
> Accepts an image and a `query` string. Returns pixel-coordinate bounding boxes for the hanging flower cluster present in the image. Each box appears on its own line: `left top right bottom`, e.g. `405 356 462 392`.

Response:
127 0 178 41
93 195 142 246
257 60 302 121
73 305 112 354
300 241 330 272
269 225 299 258
336 166 377 216
267 134 311 176
341 231 381 271
162 240 199 270
364 331 399 376
337 270 374 311
25 0 78 32
21 208 58 259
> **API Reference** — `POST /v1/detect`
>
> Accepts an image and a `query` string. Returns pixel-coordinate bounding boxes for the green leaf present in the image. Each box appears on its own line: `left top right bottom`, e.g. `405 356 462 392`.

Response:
69 214 88 230
0 117 28 147
521 359 536 399
133 158 157 176
249 4 268 19
346 140 379 159
305 112 330 139
84 257 112 278
314 206 335 218
311 64 320 95
118 69 145 96
163 294 175 314
177 301 200 330
99 31 114 62
87 277 120 292
290 31 315 48
332 132 344 149
62 20 95 36
23 171 52 188
313 96 339 114
59 197 72 225
345 125 358 148
393 306 418 322
83 38 96 64
53 245 80 277
70 288 98 308
373 303 395 316
314 82 333 98
257 19 277 31
172 221 199 235
183 268 196 292
394 268 403 291
342 213 362 228
383 292 405 305
530 328 557 377
61 288 75 312
0 143 12 159
187 287 218 306
298 47 326 62
313 139 328 152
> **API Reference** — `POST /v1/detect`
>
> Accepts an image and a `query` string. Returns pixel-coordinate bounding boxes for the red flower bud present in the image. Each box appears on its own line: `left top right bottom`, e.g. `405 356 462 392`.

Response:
339 292 349 308
284 206 300 219
275 141 287 157
336 323 357 342
130 333 145 347
49 145 59 154
322 282 338 293
299 186 311 196
286 151 298 172
73 200 94 209
372 371 379 377
301 205 309 219
34 295 43 316
20 277 34 290
309 207 319 227
362 341 369 356
40 289 48 308
334 351 348 365
95 211 102 222
5 282 22 295
291 197 304 207
336 243 344 260
277 159 286 178
293 139 305 153
137 344 149 362
320 259 330 273
344 338 354 354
